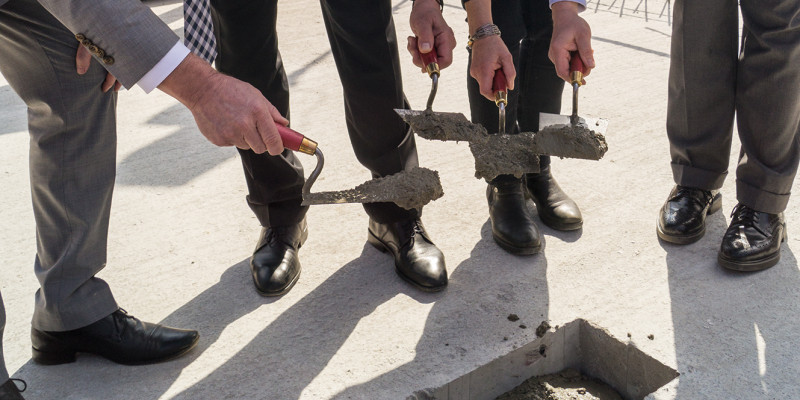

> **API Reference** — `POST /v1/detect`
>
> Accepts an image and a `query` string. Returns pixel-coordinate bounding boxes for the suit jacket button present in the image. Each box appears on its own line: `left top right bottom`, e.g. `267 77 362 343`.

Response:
75 33 86 41
103 56 115 65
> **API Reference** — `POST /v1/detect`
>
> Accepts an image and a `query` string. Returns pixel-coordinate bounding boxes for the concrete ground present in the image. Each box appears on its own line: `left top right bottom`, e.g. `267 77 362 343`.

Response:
1 1 798 399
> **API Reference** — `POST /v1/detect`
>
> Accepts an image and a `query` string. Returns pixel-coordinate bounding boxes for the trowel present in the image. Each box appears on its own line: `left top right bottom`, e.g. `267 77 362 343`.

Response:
536 52 608 160
276 125 443 210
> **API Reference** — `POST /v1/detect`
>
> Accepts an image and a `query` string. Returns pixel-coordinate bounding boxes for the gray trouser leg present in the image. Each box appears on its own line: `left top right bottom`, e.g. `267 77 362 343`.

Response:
734 0 800 213
0 0 118 331
0 292 8 383
667 0 738 191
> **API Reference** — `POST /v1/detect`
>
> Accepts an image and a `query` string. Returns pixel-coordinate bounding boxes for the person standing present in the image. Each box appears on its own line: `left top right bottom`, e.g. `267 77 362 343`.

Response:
209 0 457 294
0 0 290 372
656 0 799 271
463 0 594 255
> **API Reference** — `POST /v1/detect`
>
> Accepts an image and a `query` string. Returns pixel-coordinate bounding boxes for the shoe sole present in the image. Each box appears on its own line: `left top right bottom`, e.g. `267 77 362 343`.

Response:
492 233 542 256
367 230 447 293
717 228 787 272
32 333 200 366
656 192 722 245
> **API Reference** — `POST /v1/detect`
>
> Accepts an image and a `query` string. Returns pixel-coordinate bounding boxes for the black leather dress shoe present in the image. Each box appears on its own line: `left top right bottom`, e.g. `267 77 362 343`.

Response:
525 167 583 231
367 218 447 292
657 185 722 244
30 309 198 365
718 204 786 272
488 177 542 255
0 379 26 400
251 218 307 296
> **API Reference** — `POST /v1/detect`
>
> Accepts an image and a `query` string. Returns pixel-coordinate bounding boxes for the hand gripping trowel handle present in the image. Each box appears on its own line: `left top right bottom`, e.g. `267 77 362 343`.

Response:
569 51 586 126
276 124 324 197
420 47 440 113
492 69 508 134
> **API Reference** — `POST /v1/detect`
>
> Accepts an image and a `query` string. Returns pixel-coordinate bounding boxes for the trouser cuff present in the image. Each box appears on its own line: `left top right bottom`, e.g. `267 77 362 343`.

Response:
737 179 791 214
671 163 727 191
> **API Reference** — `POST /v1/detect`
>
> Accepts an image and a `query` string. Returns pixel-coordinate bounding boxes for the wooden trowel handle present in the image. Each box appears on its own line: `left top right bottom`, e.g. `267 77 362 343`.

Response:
492 69 507 106
277 124 317 155
570 52 586 86
420 46 439 77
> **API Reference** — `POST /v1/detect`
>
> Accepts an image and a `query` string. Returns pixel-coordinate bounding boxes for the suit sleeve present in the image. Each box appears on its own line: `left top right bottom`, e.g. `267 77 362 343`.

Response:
35 0 180 88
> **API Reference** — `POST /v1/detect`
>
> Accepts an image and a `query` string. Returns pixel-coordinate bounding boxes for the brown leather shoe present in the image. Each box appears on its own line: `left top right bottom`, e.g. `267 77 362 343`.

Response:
367 217 447 292
251 218 307 296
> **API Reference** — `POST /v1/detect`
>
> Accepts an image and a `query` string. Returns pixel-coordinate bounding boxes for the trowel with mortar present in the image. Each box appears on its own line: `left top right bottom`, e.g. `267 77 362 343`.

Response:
396 53 608 180
276 125 443 210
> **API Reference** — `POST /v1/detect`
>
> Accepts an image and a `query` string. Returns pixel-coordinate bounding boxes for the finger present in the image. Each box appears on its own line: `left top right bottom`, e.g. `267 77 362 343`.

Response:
576 34 595 76
114 81 122 92
500 56 516 91
407 36 423 68
267 103 289 126
75 46 91 75
478 68 494 101
415 23 435 55
550 46 571 83
433 28 456 69
256 112 284 156
101 73 115 92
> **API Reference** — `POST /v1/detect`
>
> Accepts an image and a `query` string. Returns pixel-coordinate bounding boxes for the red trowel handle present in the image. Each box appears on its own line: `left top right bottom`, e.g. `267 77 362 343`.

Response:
277 124 317 155
492 69 508 106
569 51 586 86
420 46 439 77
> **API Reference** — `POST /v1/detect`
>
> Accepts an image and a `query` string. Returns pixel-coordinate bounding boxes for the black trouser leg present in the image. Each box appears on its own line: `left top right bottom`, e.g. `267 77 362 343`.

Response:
210 0 307 227
320 0 419 223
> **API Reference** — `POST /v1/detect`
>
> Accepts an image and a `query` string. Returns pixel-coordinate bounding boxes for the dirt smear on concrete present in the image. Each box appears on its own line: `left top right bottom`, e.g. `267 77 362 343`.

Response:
302 166 443 210
496 368 623 400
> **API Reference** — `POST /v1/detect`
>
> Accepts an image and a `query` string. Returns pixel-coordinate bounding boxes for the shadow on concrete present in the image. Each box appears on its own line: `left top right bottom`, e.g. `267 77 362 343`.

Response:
332 220 551 398
116 104 235 187
0 84 27 136
664 211 800 398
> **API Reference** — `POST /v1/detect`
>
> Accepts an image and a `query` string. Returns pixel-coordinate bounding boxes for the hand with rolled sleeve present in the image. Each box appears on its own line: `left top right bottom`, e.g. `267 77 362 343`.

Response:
407 0 457 72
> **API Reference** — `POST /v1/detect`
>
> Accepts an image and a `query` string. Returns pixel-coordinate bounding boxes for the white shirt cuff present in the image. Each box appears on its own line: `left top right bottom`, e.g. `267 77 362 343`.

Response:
136 42 191 93
550 0 587 12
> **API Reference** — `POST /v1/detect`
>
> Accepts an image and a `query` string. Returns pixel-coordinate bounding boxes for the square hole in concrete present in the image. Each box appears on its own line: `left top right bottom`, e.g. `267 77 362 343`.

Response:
409 319 678 400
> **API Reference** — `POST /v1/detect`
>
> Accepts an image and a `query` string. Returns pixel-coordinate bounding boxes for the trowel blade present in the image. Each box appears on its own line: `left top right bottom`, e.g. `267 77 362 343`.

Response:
539 112 608 135
395 109 488 142
301 167 444 210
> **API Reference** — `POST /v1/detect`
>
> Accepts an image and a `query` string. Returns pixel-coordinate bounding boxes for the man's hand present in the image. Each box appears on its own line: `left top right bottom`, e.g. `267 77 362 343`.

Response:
407 0 456 72
470 35 516 101
550 1 594 83
158 54 289 155
76 45 122 92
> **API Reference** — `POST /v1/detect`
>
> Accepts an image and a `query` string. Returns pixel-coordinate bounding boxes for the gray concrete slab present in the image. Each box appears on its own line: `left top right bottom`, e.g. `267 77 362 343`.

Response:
1 1 798 399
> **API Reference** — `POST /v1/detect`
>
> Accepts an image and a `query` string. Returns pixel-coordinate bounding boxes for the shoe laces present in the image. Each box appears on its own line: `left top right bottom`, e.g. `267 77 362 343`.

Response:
672 186 712 206
10 379 26 393
730 204 759 226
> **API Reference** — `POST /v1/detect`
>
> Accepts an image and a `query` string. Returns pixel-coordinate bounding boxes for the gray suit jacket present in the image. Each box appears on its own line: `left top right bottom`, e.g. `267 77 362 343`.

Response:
2 0 180 87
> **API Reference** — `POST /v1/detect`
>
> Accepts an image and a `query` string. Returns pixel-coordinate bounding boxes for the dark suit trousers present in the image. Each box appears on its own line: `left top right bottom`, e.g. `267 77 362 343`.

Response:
210 0 419 226
466 0 564 184
667 0 800 213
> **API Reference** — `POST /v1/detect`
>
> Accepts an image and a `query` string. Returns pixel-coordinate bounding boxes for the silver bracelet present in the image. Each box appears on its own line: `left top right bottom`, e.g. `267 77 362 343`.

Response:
467 23 501 50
